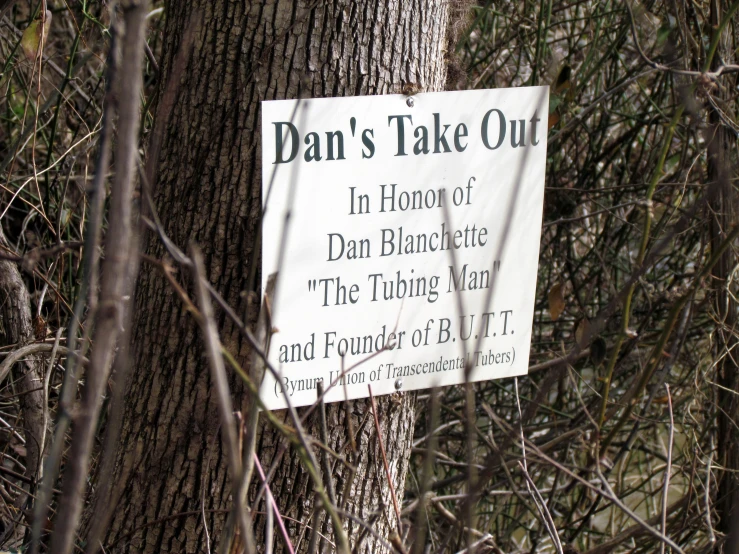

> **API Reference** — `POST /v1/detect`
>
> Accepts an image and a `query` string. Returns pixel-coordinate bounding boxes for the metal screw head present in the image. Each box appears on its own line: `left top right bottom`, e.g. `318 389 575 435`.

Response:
394 378 403 390
406 97 414 108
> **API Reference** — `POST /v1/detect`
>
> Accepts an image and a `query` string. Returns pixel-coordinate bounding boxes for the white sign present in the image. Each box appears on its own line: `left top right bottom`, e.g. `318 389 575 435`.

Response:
261 87 548 410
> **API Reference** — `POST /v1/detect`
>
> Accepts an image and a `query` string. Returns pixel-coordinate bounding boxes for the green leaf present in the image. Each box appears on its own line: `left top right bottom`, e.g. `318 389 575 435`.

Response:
549 94 562 113
21 11 51 60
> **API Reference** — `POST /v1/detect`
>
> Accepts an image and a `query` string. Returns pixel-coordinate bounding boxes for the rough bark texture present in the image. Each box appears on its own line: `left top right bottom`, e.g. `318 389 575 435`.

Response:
710 124 739 550
709 2 739 548
0 231 45 543
103 2 450 553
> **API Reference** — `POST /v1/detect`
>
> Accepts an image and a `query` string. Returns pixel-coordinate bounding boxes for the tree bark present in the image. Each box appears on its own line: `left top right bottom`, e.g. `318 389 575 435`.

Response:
0 231 45 545
101 2 450 553
708 1 739 550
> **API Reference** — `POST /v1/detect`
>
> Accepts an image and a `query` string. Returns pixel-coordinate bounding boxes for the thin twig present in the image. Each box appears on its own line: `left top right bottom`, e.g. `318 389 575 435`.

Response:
49 3 148 552
515 378 564 554
0 343 85 386
191 245 256 554
368 385 403 536
660 384 674 554
253 454 296 554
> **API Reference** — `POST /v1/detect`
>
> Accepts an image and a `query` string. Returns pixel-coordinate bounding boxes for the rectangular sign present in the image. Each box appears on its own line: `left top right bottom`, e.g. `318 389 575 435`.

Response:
261 87 548 409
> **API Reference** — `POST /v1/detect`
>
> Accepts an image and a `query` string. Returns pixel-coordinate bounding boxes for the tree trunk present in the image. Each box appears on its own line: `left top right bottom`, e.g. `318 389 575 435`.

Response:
0 231 45 546
708 1 739 549
101 2 451 552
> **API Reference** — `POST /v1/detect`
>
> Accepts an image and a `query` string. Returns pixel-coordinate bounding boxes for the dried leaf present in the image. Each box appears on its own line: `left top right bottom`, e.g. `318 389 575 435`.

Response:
548 282 565 321
590 336 607 365
33 314 46 340
21 11 51 61
548 110 561 129
574 317 591 348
